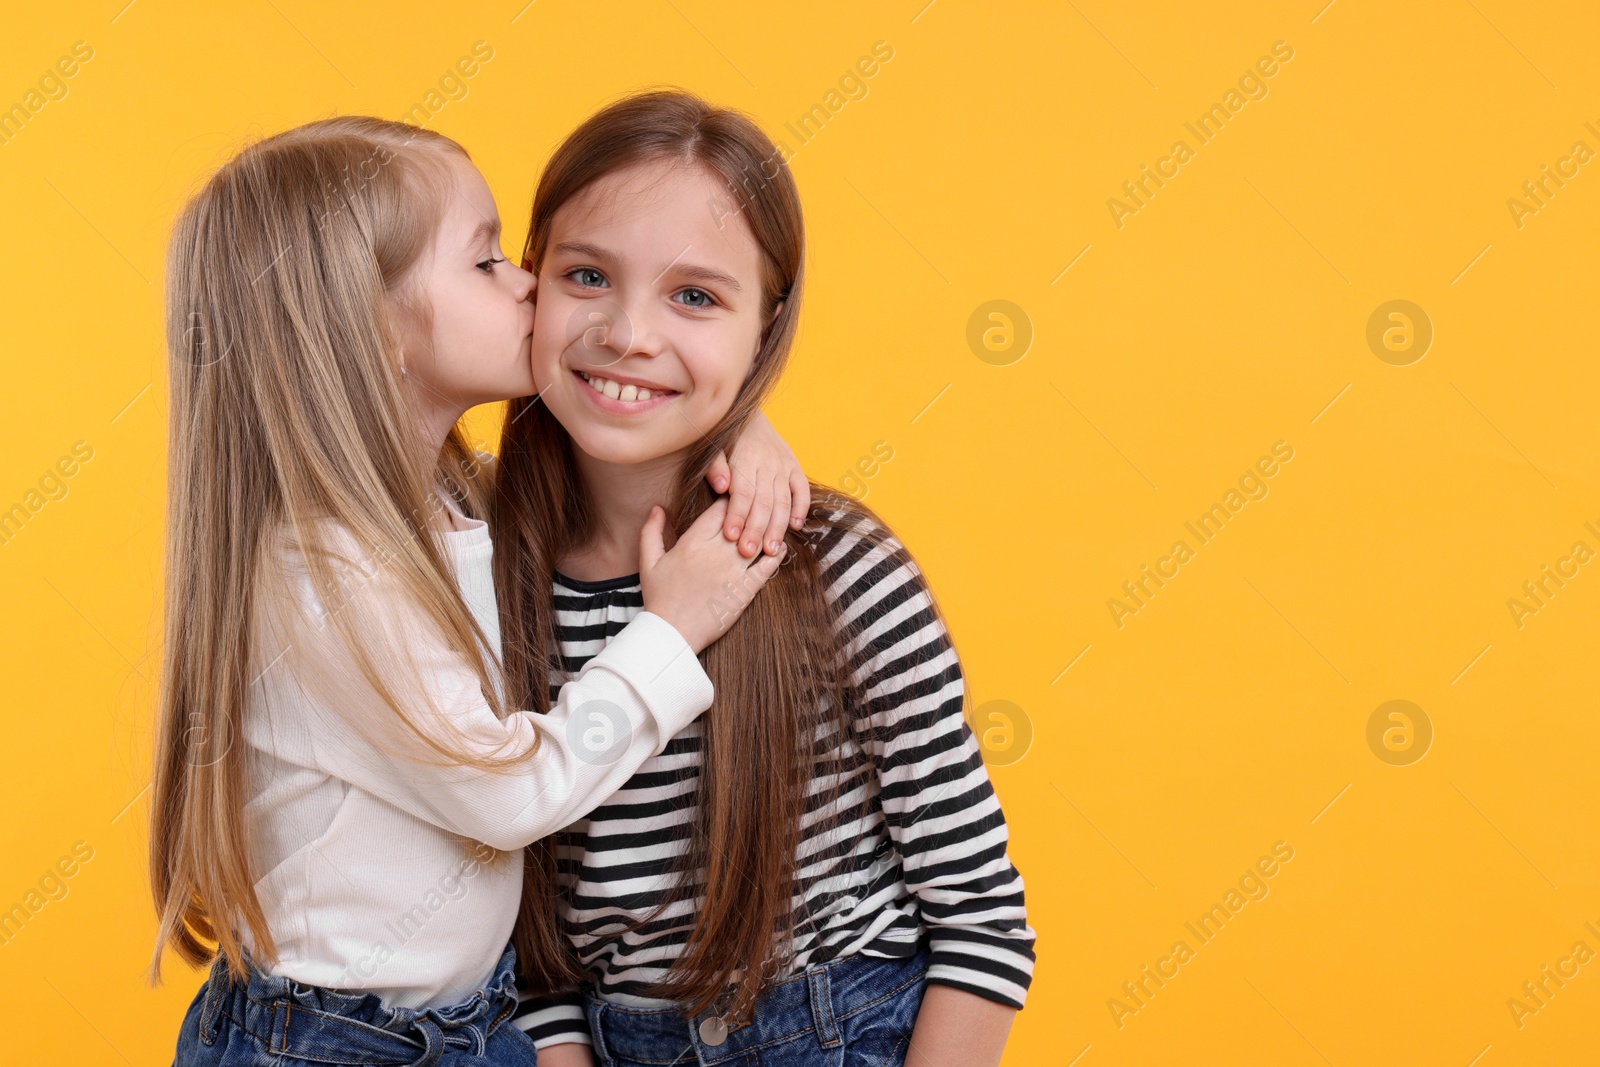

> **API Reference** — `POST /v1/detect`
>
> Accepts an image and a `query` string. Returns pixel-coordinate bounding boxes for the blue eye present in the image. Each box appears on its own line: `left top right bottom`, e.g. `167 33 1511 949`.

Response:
566 267 607 288
675 287 716 309
477 256 506 273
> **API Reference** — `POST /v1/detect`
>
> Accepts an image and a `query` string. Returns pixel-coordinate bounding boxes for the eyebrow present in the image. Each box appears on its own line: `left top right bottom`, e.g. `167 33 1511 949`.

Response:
466 218 501 248
552 240 743 294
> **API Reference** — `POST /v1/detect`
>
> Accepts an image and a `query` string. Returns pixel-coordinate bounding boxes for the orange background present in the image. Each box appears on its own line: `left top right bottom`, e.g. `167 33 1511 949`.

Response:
2 1 1597 1063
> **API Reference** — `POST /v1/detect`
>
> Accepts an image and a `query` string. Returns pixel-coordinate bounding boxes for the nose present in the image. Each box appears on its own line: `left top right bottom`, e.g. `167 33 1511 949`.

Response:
621 296 666 360
574 292 665 370
615 293 669 367
509 262 536 302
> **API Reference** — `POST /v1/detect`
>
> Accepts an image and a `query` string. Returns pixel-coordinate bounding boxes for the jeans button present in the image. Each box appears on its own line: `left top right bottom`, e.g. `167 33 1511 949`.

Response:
698 1015 729 1046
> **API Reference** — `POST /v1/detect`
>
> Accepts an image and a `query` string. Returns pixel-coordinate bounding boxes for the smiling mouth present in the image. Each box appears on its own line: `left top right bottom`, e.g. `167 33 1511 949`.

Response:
575 369 680 404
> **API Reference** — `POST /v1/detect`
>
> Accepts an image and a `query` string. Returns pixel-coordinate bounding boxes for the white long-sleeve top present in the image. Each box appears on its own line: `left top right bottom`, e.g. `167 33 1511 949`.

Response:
238 494 712 1009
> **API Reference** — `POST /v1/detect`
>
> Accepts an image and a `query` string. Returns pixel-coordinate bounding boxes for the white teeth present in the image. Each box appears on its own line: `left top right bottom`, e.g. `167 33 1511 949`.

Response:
579 371 668 403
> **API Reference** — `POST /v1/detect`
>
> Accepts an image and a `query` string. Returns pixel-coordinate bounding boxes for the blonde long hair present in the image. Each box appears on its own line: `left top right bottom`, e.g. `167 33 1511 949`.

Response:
149 116 519 985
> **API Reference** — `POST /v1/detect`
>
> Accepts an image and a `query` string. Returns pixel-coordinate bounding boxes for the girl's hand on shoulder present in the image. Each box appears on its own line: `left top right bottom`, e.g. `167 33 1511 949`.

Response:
639 499 786 654
535 1041 596 1067
705 411 809 559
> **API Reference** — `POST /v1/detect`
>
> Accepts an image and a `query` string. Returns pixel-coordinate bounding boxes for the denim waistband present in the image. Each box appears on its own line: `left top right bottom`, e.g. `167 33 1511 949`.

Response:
195 941 521 1066
585 945 929 1065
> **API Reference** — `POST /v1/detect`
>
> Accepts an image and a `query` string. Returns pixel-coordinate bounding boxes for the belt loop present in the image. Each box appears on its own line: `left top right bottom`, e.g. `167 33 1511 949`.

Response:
198 955 230 1046
807 963 841 1049
272 997 291 1055
588 1002 611 1066
407 1016 446 1067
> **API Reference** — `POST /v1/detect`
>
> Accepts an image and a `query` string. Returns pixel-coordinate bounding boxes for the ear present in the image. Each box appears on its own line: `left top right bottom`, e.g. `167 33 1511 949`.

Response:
759 299 785 346
385 292 429 368
752 299 785 365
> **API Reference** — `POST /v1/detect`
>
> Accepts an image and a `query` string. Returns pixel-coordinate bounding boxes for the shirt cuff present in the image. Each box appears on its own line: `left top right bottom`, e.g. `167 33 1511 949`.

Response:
926 929 1036 1010
512 995 593 1050
585 609 713 741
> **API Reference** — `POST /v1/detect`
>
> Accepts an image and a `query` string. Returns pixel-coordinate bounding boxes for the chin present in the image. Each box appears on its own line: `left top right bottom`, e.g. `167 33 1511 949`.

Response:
564 424 683 467
573 437 670 467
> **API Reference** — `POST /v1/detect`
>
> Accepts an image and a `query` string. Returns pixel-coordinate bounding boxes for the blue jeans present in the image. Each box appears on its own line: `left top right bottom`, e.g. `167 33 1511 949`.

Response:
172 941 536 1066
584 946 929 1066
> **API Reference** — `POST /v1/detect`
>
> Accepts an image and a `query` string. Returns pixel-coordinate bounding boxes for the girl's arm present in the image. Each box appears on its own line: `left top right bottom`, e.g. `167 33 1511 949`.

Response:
904 986 1015 1067
825 513 1037 1049
263 580 705 853
256 503 781 851
534 1042 596 1066
707 410 809 558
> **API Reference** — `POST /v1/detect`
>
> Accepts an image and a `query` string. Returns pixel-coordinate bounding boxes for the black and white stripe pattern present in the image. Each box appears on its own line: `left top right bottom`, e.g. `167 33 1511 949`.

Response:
511 507 1035 1048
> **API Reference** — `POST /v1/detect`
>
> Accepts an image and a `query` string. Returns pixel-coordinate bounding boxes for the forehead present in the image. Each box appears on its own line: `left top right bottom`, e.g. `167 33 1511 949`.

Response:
435 152 499 237
552 160 760 269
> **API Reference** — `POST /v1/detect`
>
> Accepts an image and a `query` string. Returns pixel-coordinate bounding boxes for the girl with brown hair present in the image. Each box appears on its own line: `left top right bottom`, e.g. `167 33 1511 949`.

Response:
495 90 1035 1066
152 115 806 1066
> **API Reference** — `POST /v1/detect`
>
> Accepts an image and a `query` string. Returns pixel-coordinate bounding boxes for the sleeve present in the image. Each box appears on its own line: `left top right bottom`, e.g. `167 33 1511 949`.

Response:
823 517 1037 1009
510 988 591 1050
253 527 713 852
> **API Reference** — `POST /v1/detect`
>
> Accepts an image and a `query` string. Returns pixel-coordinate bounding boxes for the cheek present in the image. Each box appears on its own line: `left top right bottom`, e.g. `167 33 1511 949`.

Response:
421 277 475 352
529 302 570 380
676 373 743 437
432 313 496 381
476 287 521 338
684 328 759 406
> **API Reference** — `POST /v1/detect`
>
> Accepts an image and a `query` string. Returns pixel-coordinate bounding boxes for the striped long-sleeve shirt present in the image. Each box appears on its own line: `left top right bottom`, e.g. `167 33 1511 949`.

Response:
511 505 1036 1048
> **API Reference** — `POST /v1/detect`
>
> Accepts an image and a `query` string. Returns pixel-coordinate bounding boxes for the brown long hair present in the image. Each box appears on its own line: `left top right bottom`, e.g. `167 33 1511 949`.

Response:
493 90 901 1018
150 117 521 985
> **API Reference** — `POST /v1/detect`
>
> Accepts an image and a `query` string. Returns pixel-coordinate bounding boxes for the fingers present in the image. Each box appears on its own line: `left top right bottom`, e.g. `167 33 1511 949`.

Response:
788 469 811 530
644 499 784 653
638 505 666 573
758 473 791 556
705 451 731 495
684 498 731 543
743 540 787 585
739 476 776 558
723 461 756 546
706 545 785 642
